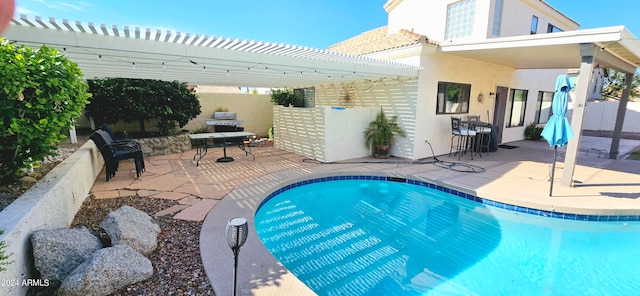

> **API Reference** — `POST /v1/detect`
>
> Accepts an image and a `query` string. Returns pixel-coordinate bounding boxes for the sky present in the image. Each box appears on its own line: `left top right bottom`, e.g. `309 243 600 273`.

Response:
13 0 640 49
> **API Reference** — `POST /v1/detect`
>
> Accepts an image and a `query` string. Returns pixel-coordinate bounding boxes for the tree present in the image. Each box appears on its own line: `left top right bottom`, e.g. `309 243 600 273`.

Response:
85 78 201 135
601 69 640 100
0 39 91 182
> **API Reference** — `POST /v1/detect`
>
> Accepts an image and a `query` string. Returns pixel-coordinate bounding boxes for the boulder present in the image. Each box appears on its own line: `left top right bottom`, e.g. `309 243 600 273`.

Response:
58 244 153 296
99 205 160 255
30 227 101 281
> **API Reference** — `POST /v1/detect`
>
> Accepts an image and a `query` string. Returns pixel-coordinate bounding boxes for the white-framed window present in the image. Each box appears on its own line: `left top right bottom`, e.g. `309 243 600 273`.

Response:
547 24 562 33
531 15 538 34
445 0 477 40
535 91 553 123
492 0 503 36
437 81 471 114
506 89 528 127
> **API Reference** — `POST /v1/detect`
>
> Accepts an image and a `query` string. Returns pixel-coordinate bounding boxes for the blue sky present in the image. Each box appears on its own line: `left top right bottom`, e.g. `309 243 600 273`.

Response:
14 0 640 49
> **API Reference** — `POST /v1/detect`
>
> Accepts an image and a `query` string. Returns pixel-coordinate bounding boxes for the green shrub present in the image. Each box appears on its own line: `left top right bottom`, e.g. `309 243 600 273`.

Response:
270 88 298 106
0 39 91 182
85 78 201 136
524 122 544 140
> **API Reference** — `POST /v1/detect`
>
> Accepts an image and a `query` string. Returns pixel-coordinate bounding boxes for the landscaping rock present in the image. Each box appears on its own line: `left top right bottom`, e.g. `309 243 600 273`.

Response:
30 227 101 281
99 205 160 255
58 244 153 296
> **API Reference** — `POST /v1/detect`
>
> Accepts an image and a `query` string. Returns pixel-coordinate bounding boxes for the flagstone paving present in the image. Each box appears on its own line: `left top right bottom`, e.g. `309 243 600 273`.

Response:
90 137 640 222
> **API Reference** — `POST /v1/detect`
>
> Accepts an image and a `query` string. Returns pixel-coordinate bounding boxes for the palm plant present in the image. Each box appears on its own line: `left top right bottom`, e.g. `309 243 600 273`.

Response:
364 109 405 158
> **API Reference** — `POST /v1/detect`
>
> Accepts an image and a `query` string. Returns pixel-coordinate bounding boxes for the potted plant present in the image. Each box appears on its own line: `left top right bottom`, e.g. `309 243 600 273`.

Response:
364 109 405 158
524 122 544 140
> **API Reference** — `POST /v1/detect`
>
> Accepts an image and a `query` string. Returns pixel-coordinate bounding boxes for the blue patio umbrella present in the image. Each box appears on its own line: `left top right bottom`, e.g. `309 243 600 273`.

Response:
541 75 574 196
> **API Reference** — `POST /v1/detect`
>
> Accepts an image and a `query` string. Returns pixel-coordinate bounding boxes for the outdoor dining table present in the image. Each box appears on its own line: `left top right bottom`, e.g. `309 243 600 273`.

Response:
188 131 256 166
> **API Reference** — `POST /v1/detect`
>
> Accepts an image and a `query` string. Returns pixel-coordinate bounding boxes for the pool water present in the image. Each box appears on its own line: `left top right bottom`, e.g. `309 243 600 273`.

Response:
255 179 640 295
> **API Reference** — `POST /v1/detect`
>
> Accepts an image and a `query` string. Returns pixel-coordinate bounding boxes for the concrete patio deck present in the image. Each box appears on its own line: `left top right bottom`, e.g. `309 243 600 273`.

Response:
90 136 640 296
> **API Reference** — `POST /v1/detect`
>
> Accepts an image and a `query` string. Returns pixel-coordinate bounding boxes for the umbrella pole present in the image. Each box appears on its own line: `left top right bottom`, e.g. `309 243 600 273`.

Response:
549 146 558 196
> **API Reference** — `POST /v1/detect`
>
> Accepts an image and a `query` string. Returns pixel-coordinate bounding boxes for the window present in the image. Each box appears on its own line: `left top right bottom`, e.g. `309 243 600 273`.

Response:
492 0 503 36
506 89 528 127
436 82 471 114
531 16 538 34
445 0 477 40
535 91 553 124
293 87 315 107
547 24 562 33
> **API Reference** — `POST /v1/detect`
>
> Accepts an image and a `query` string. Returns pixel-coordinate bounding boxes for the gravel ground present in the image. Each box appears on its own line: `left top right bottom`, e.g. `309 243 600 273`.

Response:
70 195 215 295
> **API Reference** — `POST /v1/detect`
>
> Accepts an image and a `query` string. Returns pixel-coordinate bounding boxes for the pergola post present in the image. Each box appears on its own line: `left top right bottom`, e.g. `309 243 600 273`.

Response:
609 72 633 159
562 45 594 187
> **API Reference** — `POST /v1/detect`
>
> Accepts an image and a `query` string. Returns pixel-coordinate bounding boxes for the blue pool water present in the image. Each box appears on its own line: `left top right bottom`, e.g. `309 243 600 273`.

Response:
255 179 640 295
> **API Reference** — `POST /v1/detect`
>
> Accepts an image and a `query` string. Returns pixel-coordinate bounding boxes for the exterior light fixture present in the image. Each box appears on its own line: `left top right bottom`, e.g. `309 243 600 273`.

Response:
226 217 248 296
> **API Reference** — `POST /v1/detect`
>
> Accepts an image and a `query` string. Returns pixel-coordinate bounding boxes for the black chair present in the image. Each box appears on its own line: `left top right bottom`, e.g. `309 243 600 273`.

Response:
90 131 145 181
449 117 476 160
99 124 141 148
466 115 491 157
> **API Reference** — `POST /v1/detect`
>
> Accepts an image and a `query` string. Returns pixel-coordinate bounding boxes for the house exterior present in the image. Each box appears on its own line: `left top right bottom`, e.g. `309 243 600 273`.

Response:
315 0 583 160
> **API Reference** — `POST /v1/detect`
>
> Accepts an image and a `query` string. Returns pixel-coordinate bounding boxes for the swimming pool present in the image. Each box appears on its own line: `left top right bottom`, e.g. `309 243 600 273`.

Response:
255 176 640 295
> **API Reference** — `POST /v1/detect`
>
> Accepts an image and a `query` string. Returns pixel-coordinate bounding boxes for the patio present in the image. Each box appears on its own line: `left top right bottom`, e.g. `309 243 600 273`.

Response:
89 135 640 295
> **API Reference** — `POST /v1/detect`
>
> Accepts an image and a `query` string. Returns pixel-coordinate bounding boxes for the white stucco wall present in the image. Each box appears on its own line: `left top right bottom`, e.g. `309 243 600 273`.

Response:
579 101 640 133
499 0 579 37
502 69 568 143
314 78 419 160
412 46 518 159
386 0 578 42
273 106 378 163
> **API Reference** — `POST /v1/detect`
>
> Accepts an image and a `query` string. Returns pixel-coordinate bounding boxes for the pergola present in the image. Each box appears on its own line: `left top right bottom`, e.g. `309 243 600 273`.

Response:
4 15 420 88
439 26 640 186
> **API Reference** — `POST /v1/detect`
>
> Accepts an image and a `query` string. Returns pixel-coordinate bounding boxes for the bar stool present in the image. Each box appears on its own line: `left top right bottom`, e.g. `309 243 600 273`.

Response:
449 117 476 160
466 115 491 157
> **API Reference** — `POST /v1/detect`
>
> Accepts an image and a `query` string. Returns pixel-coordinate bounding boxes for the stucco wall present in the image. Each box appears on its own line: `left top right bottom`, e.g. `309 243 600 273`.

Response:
500 0 579 37
76 93 273 138
184 93 272 137
313 78 419 160
0 141 102 296
411 47 516 159
273 106 378 163
503 68 568 143
577 100 640 133
387 0 578 41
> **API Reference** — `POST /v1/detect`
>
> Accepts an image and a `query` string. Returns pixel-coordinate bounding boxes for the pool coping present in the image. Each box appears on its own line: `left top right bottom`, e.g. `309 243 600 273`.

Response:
200 169 640 296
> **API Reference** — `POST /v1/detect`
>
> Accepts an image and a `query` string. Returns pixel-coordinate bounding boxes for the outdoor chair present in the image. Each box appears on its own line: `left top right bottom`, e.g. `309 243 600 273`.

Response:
99 124 142 148
89 130 145 181
449 117 476 160
466 115 492 156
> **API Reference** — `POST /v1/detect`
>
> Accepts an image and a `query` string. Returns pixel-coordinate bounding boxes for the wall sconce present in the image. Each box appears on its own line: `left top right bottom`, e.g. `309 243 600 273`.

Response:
489 92 496 99
477 91 485 102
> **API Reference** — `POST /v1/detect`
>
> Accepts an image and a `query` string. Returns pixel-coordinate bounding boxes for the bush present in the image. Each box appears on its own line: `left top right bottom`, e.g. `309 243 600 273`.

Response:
524 122 544 140
85 78 201 135
270 88 298 106
0 39 91 182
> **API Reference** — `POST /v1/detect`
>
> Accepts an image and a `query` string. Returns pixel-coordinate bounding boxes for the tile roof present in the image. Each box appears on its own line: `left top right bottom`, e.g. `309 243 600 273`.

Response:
328 26 433 55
